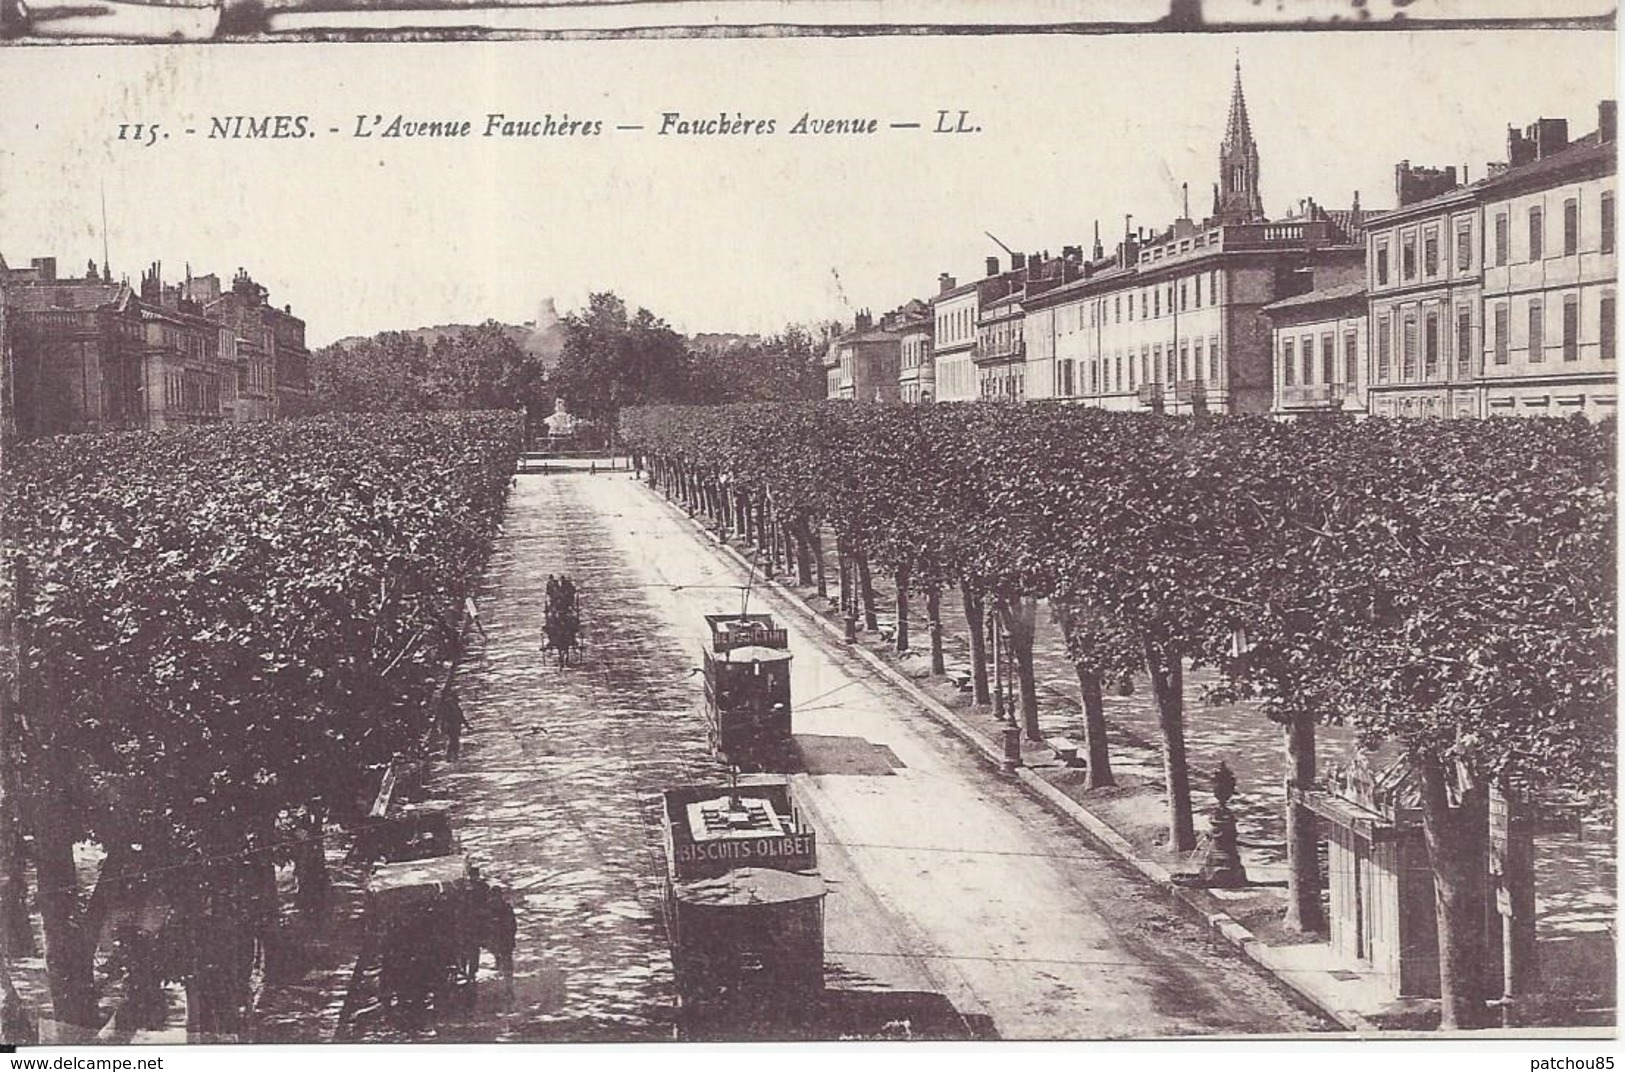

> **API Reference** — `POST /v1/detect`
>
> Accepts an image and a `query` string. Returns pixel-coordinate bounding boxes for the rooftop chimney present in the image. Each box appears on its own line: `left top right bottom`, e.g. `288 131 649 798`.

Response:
1600 99 1617 143
1507 126 1536 168
30 256 56 282
1530 117 1569 160
938 272 957 294
1011 252 1026 272
985 256 1000 277
1395 160 1460 207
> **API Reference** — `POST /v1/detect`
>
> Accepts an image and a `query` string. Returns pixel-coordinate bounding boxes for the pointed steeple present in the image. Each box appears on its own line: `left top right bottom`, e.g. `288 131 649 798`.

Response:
1224 55 1253 152
1215 57 1264 224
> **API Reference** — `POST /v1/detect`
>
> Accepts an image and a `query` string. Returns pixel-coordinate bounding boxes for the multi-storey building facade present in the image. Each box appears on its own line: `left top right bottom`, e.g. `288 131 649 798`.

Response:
3 255 313 436
1475 107 1616 419
823 309 902 402
1264 281 1369 417
897 306 934 403
4 257 146 437
1353 103 1617 420
1022 65 1367 416
1362 164 1486 418
931 275 980 402
975 282 1026 400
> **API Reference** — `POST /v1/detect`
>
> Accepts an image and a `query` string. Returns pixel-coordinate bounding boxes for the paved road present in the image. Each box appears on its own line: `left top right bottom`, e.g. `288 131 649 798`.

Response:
363 471 1329 1041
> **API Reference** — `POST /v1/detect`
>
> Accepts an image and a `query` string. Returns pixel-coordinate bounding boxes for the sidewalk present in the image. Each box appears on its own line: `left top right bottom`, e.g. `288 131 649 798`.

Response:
657 488 1616 1036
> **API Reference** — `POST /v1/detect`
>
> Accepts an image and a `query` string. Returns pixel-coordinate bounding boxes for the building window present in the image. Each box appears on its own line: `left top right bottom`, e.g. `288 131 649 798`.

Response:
1494 303 1509 364
1194 275 1202 307
1495 212 1510 266
1375 240 1390 285
1180 280 1188 311
1112 353 1121 391
1424 228 1440 277
1604 192 1616 255
1563 293 1579 361
1377 314 1392 381
1210 270 1219 303
1401 313 1418 381
1603 295 1616 360
1301 335 1314 385
1194 337 1205 382
1321 331 1335 384
1153 344 1163 384
1528 300 1544 363
1424 310 1440 379
1456 220 1473 272
1141 291 1149 319
1142 346 1150 385
1209 336 1220 381
1282 339 1296 386
1564 197 1579 257
1115 295 1121 323
1179 341 1190 381
1528 205 1544 261
1402 233 1417 280
1344 330 1359 384
1456 306 1473 379
1153 289 1161 318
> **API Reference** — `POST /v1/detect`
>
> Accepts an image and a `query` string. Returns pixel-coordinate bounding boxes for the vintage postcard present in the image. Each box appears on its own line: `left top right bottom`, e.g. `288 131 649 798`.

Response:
0 1 1616 1059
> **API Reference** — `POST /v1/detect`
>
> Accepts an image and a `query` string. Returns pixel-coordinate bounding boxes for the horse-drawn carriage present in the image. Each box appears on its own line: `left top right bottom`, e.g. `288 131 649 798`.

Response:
341 806 478 1029
659 777 825 1033
701 614 794 770
542 575 583 667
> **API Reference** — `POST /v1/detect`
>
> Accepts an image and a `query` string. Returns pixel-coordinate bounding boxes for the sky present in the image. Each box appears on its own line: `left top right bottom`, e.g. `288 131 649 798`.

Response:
0 30 1616 346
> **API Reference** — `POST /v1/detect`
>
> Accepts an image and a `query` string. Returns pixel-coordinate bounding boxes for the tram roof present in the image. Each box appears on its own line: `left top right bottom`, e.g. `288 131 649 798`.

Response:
714 645 793 664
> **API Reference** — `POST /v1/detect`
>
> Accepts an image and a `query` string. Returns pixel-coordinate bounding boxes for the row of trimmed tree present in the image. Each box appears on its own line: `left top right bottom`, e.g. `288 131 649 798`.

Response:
1 412 521 1037
620 401 1615 1029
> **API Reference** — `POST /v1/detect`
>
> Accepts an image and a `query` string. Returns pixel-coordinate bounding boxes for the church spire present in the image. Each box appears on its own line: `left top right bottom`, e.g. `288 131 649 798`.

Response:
1215 57 1264 224
1224 55 1253 151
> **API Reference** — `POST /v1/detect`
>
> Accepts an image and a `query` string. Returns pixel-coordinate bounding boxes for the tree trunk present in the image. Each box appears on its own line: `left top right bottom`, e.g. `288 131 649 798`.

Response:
1418 755 1494 1030
0 781 31 958
1142 634 1195 853
793 521 814 585
1000 598 1042 740
925 586 945 675
894 563 910 653
1282 712 1325 933
856 553 878 632
1050 601 1116 788
30 811 98 1027
1076 668 1116 789
835 537 849 611
810 523 828 599
961 579 990 706
836 537 856 641
1492 781 1538 1012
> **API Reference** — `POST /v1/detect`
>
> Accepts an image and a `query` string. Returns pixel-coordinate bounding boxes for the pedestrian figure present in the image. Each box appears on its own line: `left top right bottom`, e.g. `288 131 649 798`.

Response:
486 887 518 999
439 687 472 760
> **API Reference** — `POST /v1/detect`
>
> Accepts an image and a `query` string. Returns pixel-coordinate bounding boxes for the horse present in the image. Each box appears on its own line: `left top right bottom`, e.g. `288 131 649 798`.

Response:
542 582 583 668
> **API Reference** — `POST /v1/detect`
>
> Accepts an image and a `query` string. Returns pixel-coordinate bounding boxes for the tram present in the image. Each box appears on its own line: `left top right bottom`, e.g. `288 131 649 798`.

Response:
700 613 794 769
659 776 825 1032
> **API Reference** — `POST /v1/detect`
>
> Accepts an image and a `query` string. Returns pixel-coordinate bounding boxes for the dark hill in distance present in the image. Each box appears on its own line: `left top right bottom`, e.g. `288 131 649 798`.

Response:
331 299 567 368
